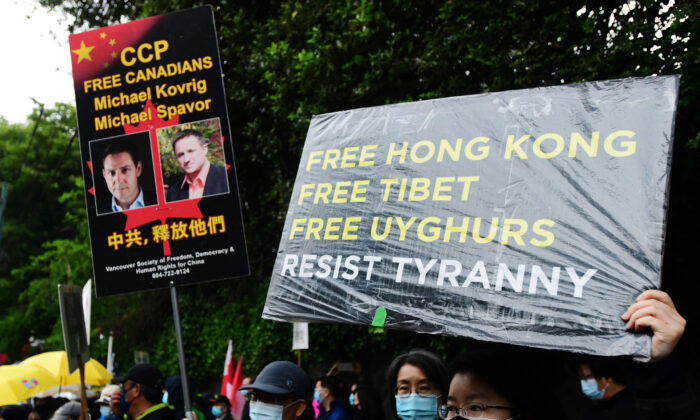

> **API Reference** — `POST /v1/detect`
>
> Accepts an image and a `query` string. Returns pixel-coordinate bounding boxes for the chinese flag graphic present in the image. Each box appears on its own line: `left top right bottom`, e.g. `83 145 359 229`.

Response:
69 15 163 85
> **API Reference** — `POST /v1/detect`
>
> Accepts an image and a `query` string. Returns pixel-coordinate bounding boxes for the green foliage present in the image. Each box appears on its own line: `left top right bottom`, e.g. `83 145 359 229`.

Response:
10 0 697 391
0 104 88 359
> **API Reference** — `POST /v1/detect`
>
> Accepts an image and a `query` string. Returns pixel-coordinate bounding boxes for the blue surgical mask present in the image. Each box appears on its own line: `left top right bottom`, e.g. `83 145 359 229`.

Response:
99 406 112 419
580 379 606 400
212 406 223 417
395 394 438 420
249 401 284 420
120 390 131 414
349 393 355 406
240 390 249 396
162 392 169 404
314 391 323 404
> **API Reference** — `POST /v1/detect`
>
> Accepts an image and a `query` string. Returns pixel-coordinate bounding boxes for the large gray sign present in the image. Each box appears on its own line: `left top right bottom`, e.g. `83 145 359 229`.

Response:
263 76 679 358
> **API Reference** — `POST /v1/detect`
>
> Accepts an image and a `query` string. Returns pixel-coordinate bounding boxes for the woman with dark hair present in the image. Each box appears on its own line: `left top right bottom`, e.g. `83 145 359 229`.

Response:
349 383 384 420
442 348 565 420
386 349 449 420
442 290 689 420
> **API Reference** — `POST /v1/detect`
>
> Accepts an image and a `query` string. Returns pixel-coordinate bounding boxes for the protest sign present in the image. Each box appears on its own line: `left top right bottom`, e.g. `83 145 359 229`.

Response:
292 322 309 351
69 6 249 296
58 285 90 374
263 76 679 358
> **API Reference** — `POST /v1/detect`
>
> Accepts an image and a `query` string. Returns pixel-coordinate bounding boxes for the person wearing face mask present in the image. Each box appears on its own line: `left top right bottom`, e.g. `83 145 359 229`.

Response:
386 349 449 420
209 396 233 420
239 377 254 420
98 385 121 420
349 383 383 420
238 361 314 420
109 363 175 420
579 290 698 420
578 357 638 419
314 376 351 420
164 375 197 420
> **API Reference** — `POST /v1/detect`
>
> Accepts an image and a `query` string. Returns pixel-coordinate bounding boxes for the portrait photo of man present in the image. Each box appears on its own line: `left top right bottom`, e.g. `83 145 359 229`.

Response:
91 133 158 215
163 127 229 202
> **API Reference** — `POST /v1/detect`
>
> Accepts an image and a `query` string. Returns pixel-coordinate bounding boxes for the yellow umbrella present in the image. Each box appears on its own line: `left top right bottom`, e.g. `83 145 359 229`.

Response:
20 351 112 386
0 365 61 405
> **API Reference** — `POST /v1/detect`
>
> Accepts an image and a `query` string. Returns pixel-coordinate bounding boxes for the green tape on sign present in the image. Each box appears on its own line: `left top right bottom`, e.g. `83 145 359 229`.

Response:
371 307 387 327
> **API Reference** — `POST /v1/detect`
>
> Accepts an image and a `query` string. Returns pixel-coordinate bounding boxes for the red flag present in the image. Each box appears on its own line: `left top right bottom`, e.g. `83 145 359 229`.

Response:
230 356 245 419
220 340 233 397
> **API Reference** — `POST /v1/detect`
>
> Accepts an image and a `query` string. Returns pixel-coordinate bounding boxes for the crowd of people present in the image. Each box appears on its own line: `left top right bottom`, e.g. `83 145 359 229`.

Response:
0 290 695 420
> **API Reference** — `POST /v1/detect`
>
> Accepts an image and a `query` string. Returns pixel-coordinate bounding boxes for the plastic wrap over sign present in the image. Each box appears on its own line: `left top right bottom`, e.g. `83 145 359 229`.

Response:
263 76 679 358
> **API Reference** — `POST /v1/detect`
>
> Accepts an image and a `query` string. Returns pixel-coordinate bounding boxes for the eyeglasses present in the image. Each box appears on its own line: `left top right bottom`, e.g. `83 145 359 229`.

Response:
439 402 514 419
394 384 439 397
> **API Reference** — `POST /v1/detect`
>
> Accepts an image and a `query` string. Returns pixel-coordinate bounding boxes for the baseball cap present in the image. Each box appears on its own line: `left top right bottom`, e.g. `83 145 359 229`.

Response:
239 361 311 400
112 363 165 389
210 395 231 407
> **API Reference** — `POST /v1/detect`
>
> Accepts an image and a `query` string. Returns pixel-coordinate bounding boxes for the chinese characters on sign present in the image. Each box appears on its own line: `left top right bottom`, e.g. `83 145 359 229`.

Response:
69 6 249 296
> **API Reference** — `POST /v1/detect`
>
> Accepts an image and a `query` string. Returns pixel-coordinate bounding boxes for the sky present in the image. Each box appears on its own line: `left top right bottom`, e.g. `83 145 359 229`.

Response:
0 1 75 124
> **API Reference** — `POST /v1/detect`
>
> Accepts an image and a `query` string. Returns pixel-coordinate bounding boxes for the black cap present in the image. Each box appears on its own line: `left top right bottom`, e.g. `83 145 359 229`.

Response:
112 363 165 389
239 361 311 400
210 395 231 407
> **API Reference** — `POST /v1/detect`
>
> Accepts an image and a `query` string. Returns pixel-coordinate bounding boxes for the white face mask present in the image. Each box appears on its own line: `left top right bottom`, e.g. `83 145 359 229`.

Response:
249 401 285 420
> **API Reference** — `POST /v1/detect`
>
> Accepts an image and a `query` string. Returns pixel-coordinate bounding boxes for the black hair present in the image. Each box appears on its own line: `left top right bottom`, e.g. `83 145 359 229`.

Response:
451 349 565 420
354 383 384 420
172 129 207 149
102 140 140 166
385 349 449 417
165 375 195 420
0 404 31 420
135 378 166 405
579 355 631 385
318 375 345 400
35 397 68 420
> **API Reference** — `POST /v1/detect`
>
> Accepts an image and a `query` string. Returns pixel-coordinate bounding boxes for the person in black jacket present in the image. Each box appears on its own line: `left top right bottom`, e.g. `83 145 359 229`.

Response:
166 129 228 202
210 395 233 420
577 289 699 420
579 356 639 419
